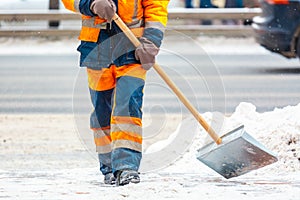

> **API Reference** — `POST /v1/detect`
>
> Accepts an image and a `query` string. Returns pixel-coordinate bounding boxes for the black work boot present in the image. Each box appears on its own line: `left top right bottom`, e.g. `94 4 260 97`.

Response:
104 172 116 185
115 170 140 186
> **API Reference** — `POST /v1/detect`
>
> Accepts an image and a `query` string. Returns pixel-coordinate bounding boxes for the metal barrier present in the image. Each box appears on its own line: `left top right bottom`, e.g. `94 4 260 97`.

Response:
0 8 261 37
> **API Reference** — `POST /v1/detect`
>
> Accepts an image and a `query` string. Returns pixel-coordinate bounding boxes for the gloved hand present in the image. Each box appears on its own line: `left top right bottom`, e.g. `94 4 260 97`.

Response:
90 0 116 22
135 37 159 70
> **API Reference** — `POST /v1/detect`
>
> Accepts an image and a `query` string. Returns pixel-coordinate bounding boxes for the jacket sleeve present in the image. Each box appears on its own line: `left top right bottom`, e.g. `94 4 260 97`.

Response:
142 0 169 47
61 0 96 16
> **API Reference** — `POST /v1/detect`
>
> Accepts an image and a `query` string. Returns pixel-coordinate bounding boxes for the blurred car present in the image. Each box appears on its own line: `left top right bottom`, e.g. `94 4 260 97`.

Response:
252 0 300 59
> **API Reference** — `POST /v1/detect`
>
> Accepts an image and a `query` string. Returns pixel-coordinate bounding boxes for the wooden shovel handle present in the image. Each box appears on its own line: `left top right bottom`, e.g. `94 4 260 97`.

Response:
112 14 222 145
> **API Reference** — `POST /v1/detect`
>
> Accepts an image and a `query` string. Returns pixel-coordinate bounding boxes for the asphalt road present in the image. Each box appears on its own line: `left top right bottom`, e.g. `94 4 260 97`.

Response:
1 39 300 115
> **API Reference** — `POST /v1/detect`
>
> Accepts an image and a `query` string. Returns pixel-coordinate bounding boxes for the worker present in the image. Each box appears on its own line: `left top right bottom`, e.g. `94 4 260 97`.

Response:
61 0 169 186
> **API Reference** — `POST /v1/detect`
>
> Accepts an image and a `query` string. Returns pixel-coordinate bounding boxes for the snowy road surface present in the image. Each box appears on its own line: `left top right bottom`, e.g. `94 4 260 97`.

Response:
1 168 299 200
0 37 299 199
0 102 299 199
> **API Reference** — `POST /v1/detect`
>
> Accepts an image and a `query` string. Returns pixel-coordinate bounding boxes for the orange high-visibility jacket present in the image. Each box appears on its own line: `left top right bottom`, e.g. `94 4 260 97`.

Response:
61 0 169 44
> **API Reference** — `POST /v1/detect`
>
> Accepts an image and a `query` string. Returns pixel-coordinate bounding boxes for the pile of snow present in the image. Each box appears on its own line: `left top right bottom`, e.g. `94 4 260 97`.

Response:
229 102 300 173
153 102 300 175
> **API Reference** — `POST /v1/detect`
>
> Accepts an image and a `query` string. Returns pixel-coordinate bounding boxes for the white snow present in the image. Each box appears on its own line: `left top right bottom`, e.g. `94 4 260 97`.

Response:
0 37 299 199
0 37 80 55
155 102 300 175
0 35 271 56
0 102 299 199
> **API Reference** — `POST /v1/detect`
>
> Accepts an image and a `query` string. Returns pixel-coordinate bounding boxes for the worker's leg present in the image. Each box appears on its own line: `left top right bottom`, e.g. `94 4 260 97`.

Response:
86 67 116 175
110 63 146 175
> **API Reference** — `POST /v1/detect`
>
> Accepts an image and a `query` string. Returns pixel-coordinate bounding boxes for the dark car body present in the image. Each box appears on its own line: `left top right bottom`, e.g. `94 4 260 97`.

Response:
252 0 300 58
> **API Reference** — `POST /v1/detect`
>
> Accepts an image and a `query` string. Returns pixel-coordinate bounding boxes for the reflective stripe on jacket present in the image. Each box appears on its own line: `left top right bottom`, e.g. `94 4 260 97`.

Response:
61 0 169 45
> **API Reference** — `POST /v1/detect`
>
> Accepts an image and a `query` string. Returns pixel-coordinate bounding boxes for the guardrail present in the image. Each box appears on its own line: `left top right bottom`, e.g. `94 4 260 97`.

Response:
0 8 261 37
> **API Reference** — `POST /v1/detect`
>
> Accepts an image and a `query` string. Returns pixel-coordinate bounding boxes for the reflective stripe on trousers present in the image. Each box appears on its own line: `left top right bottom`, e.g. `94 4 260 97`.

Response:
87 63 146 174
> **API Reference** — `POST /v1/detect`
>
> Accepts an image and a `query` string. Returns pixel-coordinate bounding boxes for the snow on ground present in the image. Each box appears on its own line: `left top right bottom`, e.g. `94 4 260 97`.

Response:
0 35 271 56
0 102 299 199
0 37 79 55
0 36 299 199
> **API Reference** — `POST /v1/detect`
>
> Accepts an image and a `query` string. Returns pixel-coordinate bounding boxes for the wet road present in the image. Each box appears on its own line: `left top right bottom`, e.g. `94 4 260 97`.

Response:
0 39 299 115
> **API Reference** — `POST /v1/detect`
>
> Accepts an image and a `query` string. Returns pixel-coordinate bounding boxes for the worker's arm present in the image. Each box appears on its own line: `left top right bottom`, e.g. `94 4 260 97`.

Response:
135 0 169 70
141 0 169 47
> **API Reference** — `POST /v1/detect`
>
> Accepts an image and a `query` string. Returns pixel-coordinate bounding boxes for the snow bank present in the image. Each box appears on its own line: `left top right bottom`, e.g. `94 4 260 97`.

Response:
230 102 300 173
151 102 299 176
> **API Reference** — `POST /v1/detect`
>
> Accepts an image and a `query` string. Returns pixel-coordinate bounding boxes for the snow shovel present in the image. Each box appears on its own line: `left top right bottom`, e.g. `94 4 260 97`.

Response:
112 14 278 179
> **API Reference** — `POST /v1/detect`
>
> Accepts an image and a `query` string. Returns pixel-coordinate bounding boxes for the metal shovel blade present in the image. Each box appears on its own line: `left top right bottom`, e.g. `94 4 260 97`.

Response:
196 125 278 179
